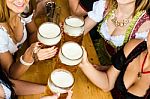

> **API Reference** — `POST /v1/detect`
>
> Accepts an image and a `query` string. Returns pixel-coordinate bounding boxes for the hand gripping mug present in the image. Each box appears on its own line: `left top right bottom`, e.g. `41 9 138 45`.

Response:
46 69 74 99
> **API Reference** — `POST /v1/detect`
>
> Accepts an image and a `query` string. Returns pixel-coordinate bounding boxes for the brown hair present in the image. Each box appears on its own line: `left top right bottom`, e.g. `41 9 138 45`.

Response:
0 0 10 22
135 0 150 13
106 0 150 14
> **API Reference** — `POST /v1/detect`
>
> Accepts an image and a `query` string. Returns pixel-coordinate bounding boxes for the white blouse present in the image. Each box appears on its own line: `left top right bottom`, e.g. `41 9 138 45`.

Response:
0 14 33 54
100 22 149 47
88 0 149 47
0 81 11 99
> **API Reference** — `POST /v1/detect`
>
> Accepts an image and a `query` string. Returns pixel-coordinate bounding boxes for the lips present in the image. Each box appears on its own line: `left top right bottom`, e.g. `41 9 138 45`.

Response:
13 1 25 8
14 3 24 7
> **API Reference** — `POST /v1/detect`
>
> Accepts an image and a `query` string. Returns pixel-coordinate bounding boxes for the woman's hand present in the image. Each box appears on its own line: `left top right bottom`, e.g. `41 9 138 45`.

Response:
40 90 73 99
79 46 90 68
36 46 58 60
33 42 58 60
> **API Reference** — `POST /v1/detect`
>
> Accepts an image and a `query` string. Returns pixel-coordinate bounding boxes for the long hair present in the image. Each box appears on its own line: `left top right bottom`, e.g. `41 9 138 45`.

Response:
0 65 16 98
106 0 150 14
135 0 150 13
0 0 10 22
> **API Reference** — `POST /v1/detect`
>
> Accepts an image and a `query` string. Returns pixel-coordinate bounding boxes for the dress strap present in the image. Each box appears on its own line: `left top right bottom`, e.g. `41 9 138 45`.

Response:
123 10 145 44
130 11 150 38
125 41 147 66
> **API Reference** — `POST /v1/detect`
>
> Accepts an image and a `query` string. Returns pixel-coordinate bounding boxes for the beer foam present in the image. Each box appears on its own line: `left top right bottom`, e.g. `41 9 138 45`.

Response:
38 22 61 45
59 42 83 66
62 42 83 59
51 70 74 88
64 17 84 36
39 22 60 38
65 17 84 27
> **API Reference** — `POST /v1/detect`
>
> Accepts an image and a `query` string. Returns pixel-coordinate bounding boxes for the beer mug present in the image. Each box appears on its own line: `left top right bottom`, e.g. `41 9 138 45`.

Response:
46 69 74 99
56 41 83 74
37 22 61 48
63 16 84 45
45 0 61 24
35 0 60 26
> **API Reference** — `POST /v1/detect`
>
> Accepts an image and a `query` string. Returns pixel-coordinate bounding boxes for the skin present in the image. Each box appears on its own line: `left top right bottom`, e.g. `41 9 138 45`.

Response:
0 0 58 79
0 0 57 97
68 0 88 17
83 0 150 35
79 32 150 97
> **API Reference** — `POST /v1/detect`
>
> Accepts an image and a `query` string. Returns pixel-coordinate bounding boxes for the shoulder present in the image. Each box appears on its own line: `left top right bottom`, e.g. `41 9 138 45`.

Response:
137 12 150 33
0 27 9 44
123 39 144 57
0 84 5 99
88 0 106 22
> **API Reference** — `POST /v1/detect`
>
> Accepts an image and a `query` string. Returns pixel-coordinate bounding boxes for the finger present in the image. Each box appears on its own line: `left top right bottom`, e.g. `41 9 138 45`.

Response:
37 49 57 57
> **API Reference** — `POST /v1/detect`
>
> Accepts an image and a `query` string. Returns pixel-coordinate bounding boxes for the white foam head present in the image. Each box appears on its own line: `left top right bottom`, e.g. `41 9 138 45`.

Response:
38 22 61 45
64 16 84 36
51 69 74 88
59 41 83 66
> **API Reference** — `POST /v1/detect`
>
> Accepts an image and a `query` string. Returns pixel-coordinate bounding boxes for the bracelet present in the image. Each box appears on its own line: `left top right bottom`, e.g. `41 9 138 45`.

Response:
20 55 34 66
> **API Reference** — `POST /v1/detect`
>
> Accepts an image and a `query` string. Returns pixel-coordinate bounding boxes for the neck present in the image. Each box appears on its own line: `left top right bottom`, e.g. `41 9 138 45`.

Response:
116 3 135 19
9 10 18 19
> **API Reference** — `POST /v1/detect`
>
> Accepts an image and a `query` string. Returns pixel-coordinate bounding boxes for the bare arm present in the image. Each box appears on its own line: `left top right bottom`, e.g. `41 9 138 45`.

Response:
84 16 97 35
68 0 87 17
26 19 38 44
10 79 45 95
0 44 35 79
79 47 120 92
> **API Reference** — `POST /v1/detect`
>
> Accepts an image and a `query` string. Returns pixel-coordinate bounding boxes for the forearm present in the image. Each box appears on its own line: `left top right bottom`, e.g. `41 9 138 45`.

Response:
26 20 38 44
10 79 45 95
84 17 97 35
79 62 109 91
9 47 34 79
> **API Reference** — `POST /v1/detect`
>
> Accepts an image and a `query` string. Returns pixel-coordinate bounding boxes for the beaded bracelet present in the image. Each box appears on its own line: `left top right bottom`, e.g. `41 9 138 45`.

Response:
20 55 34 66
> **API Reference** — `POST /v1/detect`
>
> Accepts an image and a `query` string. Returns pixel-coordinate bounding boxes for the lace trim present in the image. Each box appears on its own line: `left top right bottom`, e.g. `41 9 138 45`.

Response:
97 9 145 49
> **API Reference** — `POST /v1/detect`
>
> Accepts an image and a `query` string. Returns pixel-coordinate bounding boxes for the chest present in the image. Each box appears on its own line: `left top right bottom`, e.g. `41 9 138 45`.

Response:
9 17 24 43
122 55 150 96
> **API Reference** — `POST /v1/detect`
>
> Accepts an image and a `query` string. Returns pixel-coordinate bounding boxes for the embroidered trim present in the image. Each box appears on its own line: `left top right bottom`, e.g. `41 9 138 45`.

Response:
130 11 150 38
124 10 145 43
97 9 145 49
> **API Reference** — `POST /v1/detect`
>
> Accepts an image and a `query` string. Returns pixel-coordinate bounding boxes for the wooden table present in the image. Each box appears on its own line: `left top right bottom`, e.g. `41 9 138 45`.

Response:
18 0 112 99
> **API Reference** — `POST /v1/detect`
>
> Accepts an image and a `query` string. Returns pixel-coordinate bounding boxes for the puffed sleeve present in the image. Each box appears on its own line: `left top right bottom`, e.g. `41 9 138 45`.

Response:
111 48 126 71
0 29 9 53
88 0 106 22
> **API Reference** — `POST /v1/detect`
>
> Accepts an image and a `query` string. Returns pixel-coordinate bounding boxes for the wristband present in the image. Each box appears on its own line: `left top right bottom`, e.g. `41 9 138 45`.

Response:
20 55 34 66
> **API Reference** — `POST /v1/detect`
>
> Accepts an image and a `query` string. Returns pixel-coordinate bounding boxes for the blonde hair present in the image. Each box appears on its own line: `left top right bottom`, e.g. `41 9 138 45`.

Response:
0 0 10 22
135 0 150 13
106 0 149 14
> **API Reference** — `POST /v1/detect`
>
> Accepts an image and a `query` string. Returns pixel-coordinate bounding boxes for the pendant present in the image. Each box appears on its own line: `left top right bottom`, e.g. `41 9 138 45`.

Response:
137 72 142 80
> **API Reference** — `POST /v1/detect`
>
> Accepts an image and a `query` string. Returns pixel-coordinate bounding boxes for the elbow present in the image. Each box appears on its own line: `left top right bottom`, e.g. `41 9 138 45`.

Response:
101 84 114 92
9 70 20 80
102 88 111 93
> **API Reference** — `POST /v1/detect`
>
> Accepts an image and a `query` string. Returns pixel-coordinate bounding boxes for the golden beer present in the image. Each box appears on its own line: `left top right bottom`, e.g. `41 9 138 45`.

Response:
63 16 84 45
56 41 83 75
46 69 74 99
37 22 61 48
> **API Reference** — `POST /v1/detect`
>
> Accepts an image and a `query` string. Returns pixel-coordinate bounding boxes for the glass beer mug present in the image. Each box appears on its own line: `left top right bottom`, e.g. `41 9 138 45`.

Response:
46 69 74 99
56 41 83 75
63 16 84 45
37 22 61 49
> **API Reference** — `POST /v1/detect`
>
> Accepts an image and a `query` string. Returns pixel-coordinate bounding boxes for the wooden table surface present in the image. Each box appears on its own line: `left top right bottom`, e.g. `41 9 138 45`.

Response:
18 0 112 99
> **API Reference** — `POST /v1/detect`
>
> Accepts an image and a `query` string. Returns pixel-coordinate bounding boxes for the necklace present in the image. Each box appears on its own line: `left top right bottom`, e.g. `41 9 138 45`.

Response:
111 10 130 27
138 52 150 79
